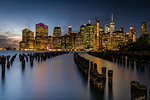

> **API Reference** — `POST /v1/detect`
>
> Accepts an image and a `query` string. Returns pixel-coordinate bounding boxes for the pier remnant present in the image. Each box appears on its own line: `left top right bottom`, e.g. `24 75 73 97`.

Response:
131 81 147 100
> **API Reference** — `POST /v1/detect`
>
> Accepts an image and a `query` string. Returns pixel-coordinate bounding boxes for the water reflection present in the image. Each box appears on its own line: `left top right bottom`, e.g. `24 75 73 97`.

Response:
0 52 149 100
21 61 25 76
1 65 5 84
108 83 113 100
113 56 149 74
80 53 150 100
90 86 105 100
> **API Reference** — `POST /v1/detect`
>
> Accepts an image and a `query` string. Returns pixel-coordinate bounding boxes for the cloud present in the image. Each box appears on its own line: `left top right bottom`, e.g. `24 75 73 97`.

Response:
0 29 21 48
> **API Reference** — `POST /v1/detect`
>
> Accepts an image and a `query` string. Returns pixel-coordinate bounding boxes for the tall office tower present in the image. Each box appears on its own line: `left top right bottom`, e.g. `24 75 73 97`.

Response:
110 14 115 34
141 22 147 36
93 20 100 50
53 27 62 49
68 25 72 34
80 24 86 36
20 29 28 50
80 24 86 49
133 31 137 42
120 28 124 33
85 20 94 49
96 21 100 38
36 23 48 51
70 32 76 50
47 36 53 49
22 29 34 50
22 29 28 43
53 27 61 37
84 20 93 49
129 27 134 40
105 24 110 33
125 33 130 42
96 21 100 50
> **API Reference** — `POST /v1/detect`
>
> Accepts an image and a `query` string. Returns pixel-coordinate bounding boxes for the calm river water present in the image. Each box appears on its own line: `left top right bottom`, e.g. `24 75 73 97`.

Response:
0 51 149 100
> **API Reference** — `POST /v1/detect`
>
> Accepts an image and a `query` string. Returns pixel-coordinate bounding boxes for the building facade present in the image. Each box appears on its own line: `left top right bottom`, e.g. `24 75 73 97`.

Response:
110 14 115 34
53 27 62 49
141 22 147 36
35 23 48 51
20 15 133 51
105 24 110 33
19 29 35 50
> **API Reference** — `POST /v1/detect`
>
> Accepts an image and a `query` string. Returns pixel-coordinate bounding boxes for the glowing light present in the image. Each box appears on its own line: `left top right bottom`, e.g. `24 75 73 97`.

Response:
36 24 48 28
69 25 72 28
47 47 49 50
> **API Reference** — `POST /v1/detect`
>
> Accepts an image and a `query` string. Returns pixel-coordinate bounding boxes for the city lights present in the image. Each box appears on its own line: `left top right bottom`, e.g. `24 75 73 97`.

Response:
19 15 147 51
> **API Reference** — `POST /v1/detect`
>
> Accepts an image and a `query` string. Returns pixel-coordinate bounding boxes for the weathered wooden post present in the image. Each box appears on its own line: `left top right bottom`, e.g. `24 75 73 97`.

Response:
22 59 25 68
102 67 106 76
7 61 10 68
97 74 105 89
26 56 28 62
127 57 130 66
108 70 113 84
130 81 147 100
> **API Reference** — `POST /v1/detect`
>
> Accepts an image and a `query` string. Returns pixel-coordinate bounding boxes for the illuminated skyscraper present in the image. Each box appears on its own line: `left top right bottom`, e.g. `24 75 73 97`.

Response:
129 27 136 42
53 27 62 49
47 36 53 49
61 34 72 50
80 24 86 49
129 27 134 40
74 32 83 50
94 20 100 50
85 20 94 49
86 20 94 49
80 24 86 36
22 29 27 43
53 27 61 37
35 23 48 51
141 22 147 36
105 24 110 33
68 25 72 34
110 14 115 34
110 31 125 50
70 32 76 50
133 31 137 42
20 29 34 50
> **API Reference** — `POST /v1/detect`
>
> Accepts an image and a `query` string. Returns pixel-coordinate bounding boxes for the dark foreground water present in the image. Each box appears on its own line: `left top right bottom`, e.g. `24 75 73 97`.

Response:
0 51 150 100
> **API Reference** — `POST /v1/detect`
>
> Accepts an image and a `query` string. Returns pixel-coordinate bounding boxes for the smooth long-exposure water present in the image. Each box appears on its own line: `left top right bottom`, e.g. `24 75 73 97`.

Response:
0 51 150 100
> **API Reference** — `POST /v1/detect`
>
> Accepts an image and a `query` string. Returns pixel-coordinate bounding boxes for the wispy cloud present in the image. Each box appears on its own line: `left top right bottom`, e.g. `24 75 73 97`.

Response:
0 28 21 48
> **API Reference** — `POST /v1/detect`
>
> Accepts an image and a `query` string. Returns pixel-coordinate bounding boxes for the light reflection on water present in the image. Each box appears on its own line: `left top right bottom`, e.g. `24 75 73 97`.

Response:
0 52 92 100
80 53 150 100
0 51 149 100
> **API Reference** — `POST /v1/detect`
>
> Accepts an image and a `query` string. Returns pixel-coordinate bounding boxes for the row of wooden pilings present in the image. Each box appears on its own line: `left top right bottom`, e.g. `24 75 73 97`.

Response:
88 51 149 99
130 81 147 100
0 54 17 67
1 54 17 80
19 51 68 68
74 53 113 90
89 51 150 71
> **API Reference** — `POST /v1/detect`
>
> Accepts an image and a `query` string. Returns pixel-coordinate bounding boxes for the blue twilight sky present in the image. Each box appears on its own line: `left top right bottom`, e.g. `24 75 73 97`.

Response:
0 0 150 48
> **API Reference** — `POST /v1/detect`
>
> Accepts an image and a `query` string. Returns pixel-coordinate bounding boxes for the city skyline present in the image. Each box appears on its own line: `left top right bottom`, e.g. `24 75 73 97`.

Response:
20 17 147 51
0 0 150 48
2 16 149 49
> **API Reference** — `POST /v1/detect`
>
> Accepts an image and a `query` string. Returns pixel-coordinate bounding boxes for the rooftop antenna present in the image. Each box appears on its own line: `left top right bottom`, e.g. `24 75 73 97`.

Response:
88 20 91 24
111 13 114 22
95 17 99 22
